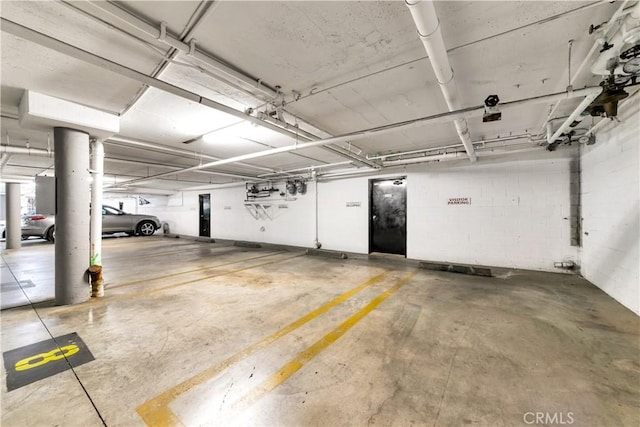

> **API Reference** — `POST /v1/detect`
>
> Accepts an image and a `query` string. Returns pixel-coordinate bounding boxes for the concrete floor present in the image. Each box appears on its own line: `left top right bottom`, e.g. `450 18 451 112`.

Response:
1 237 638 426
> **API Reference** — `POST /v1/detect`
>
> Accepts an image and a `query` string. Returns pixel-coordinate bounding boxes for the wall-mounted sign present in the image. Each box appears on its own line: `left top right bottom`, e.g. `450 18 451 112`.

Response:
448 197 471 205
346 202 361 207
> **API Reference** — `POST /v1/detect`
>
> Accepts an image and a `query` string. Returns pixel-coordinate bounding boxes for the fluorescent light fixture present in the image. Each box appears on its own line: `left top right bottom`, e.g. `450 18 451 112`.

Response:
202 121 294 146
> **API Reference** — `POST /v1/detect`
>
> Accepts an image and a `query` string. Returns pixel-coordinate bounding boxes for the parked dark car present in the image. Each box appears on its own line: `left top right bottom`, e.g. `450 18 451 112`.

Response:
20 205 161 242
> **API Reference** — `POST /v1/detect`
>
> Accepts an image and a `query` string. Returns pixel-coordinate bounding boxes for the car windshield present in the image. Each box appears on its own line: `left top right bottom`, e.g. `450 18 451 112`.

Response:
102 206 125 215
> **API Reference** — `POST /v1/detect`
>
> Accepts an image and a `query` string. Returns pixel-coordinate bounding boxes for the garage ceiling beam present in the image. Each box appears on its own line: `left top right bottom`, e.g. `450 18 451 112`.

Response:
105 136 276 173
79 0 278 100
2 17 375 171
115 85 602 187
62 1 375 168
0 19 326 155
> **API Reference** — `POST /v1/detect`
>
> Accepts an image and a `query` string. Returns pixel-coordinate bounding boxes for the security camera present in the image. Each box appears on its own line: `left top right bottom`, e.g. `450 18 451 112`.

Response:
484 95 500 107
483 94 502 122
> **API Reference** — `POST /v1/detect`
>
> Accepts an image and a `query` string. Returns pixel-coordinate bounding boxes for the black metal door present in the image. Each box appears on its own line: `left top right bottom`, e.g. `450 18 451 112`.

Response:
370 177 406 256
199 194 210 237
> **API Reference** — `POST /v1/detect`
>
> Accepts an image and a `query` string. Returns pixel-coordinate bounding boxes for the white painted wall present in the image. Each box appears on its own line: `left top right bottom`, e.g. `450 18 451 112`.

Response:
138 192 199 236
317 177 370 253
406 157 579 271
315 157 578 272
141 183 316 245
125 104 640 314
141 154 579 274
210 182 316 247
581 100 639 315
103 195 137 213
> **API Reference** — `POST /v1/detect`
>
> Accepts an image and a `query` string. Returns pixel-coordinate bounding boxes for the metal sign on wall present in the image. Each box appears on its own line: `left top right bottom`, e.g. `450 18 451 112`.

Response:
448 197 471 205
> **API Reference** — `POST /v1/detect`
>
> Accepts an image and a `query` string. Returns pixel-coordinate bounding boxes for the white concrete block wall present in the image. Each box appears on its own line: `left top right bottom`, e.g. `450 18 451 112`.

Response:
142 157 578 274
210 183 316 247
315 159 577 273
317 177 370 253
407 158 579 271
103 196 137 214
581 100 640 315
141 183 315 244
139 192 199 236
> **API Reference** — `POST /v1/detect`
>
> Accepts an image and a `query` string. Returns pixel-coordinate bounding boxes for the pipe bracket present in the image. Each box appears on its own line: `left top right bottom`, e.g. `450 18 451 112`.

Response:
416 19 441 40
158 21 166 41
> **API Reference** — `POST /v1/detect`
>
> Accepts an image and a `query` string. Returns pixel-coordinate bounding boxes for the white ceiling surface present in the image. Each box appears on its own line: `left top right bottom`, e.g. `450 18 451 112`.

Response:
0 0 627 193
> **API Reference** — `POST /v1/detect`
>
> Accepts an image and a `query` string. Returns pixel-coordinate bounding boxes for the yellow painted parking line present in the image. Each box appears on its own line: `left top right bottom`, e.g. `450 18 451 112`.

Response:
126 253 303 299
105 241 234 261
106 246 204 262
136 270 390 427
230 270 417 416
109 251 285 289
48 252 301 317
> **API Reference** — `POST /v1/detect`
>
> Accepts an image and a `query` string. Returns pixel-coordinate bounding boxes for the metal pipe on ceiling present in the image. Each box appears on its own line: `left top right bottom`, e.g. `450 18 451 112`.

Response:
104 158 256 180
548 92 601 144
383 151 469 166
0 154 12 169
0 18 330 160
118 0 218 117
382 144 558 168
368 133 538 161
0 145 257 180
81 0 277 100
590 0 640 76
2 85 602 189
257 161 354 178
543 1 632 125
69 1 375 168
105 136 274 173
405 0 476 162
272 1 612 114
260 115 376 168
316 167 383 180
1 18 605 185
114 86 602 187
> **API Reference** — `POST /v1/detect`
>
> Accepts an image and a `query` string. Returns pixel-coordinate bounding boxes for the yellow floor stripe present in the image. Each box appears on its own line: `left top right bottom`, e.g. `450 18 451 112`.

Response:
105 245 212 262
109 251 285 290
136 270 390 427
126 253 303 298
229 270 417 416
48 253 301 317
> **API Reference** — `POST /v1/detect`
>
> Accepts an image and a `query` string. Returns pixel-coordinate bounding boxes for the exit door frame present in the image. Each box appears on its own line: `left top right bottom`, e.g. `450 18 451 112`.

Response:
368 176 407 256
198 193 211 238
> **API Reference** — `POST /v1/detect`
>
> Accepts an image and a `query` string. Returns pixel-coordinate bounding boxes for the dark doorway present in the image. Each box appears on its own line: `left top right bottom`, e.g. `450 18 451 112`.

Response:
369 177 407 256
199 194 211 237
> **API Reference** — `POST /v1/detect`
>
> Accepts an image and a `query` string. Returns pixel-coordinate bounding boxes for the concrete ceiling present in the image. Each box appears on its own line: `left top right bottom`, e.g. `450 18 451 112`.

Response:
1 0 637 194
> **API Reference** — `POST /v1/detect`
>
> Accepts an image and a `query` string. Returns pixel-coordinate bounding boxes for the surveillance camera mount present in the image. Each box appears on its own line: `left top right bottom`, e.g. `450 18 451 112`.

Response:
483 94 502 122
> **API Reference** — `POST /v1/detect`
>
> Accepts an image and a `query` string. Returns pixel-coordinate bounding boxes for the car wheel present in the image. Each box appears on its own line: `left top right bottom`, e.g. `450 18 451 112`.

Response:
46 226 55 242
137 221 156 236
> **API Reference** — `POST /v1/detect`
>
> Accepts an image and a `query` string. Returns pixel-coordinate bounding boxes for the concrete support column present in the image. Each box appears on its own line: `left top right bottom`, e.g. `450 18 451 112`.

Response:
54 127 90 305
90 139 104 266
5 183 21 249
